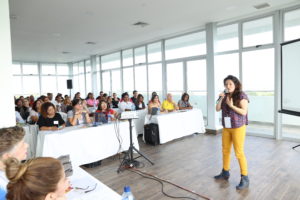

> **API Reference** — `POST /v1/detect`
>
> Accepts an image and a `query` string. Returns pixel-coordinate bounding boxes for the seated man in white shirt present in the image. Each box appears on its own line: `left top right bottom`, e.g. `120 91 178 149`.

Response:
0 126 29 197
118 92 135 112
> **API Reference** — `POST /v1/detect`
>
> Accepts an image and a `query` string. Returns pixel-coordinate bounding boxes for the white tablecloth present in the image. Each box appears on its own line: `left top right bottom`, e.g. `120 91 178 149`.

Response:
67 167 121 200
133 109 147 136
23 125 39 159
36 121 139 167
145 109 206 144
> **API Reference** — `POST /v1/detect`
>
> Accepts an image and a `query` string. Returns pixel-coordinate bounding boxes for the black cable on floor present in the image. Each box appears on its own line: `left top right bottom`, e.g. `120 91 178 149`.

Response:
129 169 197 200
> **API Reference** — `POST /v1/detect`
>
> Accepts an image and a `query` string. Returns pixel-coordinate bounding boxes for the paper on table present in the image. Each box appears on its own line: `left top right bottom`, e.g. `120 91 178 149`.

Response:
66 175 119 200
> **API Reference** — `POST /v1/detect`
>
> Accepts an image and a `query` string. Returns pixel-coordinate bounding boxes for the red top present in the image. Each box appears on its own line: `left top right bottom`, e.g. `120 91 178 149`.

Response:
95 108 115 115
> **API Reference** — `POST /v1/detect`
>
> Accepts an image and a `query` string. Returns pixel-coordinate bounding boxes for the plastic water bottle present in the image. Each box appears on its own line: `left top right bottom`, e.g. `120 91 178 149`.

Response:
121 186 135 200
93 101 97 112
107 114 112 123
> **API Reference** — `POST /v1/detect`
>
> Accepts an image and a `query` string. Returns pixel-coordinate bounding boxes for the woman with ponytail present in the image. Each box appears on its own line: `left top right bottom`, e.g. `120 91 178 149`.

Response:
215 75 250 190
5 157 69 200
0 126 28 197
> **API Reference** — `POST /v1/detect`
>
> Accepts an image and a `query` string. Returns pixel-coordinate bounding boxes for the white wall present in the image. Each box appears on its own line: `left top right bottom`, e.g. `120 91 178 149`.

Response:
0 0 16 128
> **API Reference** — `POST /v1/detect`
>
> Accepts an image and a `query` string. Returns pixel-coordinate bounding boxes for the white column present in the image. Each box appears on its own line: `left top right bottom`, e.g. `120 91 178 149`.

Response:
206 23 222 131
90 55 98 95
274 10 283 140
0 0 16 128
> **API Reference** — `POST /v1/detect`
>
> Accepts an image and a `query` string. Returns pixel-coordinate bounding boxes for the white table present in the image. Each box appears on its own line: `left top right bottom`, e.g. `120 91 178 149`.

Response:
23 124 39 159
145 109 206 144
67 167 121 200
36 121 139 167
133 109 147 136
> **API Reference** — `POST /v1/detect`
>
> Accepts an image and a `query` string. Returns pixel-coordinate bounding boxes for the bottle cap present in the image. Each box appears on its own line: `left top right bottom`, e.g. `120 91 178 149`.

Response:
124 186 131 192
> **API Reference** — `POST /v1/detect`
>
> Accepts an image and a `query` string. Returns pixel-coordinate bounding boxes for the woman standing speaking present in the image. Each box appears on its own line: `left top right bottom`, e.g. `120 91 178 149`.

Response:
215 75 250 190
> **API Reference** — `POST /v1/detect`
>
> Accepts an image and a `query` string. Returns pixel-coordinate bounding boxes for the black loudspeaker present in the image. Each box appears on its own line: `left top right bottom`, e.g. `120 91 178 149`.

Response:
67 79 73 89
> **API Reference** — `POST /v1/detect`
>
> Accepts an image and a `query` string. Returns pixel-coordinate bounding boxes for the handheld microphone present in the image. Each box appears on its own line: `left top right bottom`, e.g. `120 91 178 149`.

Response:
216 89 229 104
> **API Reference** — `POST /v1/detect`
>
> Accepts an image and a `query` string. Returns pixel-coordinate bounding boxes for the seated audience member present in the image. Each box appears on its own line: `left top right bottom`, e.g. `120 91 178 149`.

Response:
5 157 69 200
53 95 63 112
27 100 42 124
131 90 138 104
112 93 120 108
61 96 72 113
148 91 161 104
37 102 65 131
67 99 91 126
23 98 31 112
15 111 25 124
135 94 146 110
118 93 135 112
86 92 98 107
39 95 50 103
148 94 163 114
0 126 28 196
47 93 54 103
95 100 117 122
19 96 25 101
107 96 114 108
81 99 90 114
102 93 108 101
73 92 82 101
162 93 179 112
15 98 30 121
178 93 193 110
29 95 35 107
96 91 104 100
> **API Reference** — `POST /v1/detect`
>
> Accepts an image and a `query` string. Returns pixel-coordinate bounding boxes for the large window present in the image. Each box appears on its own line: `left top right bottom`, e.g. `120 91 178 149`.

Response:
101 53 120 70
166 62 184 102
22 63 38 75
134 47 146 64
23 76 40 96
57 76 69 96
214 53 239 92
187 60 207 119
123 67 134 93
102 71 111 93
19 63 40 96
243 17 273 47
165 31 206 60
57 64 69 75
284 9 300 41
41 76 57 94
242 48 274 135
148 63 162 101
85 60 92 93
111 70 121 95
134 65 147 100
147 42 162 63
122 49 133 67
216 24 238 52
12 63 21 75
41 64 56 75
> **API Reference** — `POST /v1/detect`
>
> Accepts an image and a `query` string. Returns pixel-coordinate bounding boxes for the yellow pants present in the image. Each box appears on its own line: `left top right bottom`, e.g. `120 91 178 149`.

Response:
222 125 248 176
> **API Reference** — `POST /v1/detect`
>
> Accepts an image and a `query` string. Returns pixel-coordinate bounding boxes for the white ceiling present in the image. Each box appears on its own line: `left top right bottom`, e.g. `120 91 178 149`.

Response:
9 0 300 63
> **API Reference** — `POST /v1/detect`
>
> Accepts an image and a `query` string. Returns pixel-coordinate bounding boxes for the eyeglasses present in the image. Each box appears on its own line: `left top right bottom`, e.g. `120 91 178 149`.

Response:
74 183 97 193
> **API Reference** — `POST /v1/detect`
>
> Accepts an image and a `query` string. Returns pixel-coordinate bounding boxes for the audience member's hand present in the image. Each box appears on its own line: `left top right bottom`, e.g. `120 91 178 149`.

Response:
52 127 59 131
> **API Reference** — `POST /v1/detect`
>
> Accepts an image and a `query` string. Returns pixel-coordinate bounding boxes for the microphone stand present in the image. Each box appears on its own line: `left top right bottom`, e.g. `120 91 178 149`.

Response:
117 118 154 173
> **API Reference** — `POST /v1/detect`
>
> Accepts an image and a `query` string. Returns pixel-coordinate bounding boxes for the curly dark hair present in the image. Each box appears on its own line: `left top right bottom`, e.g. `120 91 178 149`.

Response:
40 102 56 118
181 93 189 101
97 100 110 112
223 75 243 107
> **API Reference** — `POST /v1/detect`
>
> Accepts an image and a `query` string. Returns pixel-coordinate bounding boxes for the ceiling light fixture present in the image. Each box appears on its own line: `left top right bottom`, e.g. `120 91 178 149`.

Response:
85 42 96 45
253 3 270 9
133 21 149 28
